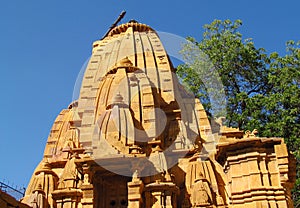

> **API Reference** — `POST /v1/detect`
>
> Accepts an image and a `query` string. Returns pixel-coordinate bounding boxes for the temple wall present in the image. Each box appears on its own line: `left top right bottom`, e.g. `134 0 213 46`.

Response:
217 137 295 208
0 190 30 208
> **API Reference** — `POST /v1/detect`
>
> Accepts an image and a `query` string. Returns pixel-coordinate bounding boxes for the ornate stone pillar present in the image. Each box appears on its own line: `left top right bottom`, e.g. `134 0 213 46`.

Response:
128 170 144 208
80 173 93 208
52 189 82 208
144 179 178 208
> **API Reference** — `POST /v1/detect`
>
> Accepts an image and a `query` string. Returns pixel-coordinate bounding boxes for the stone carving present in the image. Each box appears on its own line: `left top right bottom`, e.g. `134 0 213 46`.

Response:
83 173 90 185
21 20 296 208
244 129 259 138
29 184 47 208
58 155 81 189
191 175 211 207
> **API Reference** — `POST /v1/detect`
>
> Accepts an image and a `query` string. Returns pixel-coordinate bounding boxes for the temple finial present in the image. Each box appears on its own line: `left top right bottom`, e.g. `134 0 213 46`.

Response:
101 10 126 40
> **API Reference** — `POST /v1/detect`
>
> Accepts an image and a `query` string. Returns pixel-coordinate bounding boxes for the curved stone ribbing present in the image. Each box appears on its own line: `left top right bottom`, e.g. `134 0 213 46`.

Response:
77 22 210 151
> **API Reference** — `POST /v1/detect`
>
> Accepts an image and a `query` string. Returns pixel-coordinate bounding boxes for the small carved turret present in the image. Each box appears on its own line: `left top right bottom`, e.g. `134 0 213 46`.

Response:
29 184 48 208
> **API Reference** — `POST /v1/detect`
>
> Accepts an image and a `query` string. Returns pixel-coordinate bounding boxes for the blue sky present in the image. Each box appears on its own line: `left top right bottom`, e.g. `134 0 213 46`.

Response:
0 0 299 189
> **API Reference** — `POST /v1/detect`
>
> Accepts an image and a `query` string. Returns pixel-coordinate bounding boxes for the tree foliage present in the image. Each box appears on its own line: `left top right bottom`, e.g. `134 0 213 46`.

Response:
177 19 300 206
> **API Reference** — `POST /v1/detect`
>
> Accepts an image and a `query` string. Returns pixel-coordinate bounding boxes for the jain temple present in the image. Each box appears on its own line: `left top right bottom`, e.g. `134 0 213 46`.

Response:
1 19 296 208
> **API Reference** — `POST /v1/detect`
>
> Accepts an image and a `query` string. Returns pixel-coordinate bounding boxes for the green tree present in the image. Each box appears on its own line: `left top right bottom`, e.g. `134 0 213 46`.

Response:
177 19 300 206
178 19 270 127
266 41 300 205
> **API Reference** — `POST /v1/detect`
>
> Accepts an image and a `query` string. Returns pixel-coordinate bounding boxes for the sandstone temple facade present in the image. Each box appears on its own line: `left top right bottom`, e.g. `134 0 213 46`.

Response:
21 21 296 208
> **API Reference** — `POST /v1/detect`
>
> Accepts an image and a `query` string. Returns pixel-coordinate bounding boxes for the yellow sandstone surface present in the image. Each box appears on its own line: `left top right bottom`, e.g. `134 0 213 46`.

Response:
19 21 295 208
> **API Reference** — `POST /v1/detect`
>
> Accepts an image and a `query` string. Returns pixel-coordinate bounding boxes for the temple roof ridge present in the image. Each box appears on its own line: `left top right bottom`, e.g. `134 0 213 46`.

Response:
107 21 154 38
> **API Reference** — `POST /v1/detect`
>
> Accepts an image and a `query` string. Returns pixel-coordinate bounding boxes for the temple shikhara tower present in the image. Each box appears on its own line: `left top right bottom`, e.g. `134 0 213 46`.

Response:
20 20 296 208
